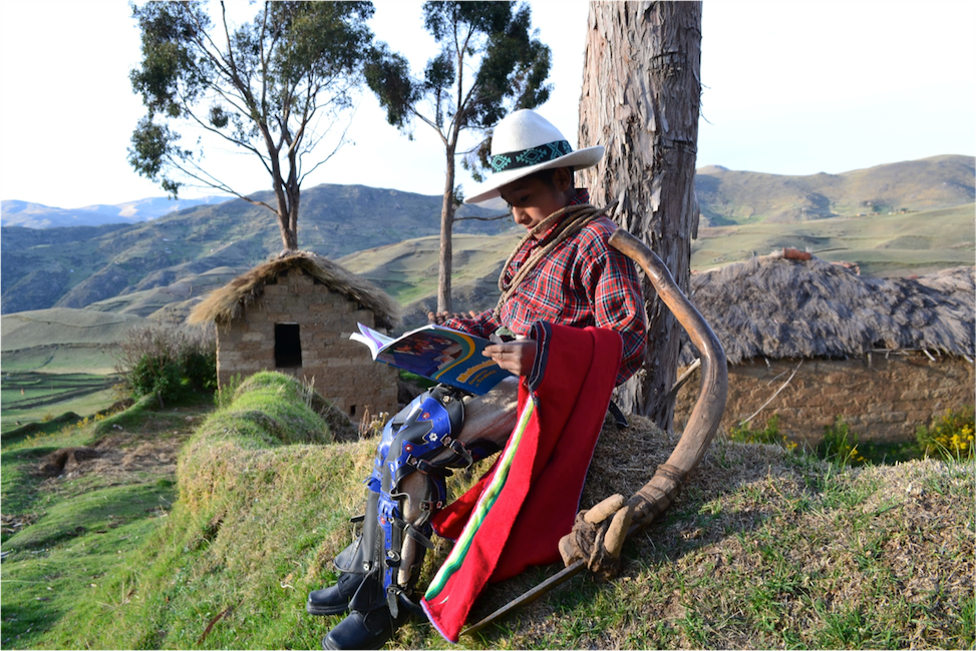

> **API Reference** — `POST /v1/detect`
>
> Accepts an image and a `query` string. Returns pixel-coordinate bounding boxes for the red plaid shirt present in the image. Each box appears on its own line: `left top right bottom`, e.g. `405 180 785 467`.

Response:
446 189 646 385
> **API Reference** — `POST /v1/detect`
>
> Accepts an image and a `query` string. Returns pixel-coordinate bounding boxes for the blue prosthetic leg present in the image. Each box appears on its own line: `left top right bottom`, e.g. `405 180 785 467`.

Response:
343 385 500 617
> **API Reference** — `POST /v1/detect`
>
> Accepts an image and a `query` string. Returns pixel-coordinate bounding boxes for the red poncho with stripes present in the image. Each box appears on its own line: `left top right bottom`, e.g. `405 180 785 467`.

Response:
421 322 622 643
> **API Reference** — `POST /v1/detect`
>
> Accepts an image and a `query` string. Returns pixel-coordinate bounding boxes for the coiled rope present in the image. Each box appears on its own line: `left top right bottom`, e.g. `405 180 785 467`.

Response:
493 201 618 320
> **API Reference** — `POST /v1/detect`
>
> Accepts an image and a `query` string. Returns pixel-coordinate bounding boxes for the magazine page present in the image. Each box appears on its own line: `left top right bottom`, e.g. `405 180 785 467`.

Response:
349 323 394 359
351 323 512 395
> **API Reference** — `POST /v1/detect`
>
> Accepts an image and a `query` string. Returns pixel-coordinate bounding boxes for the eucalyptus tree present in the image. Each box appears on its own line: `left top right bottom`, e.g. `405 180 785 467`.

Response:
578 1 703 427
365 1 552 313
128 1 375 251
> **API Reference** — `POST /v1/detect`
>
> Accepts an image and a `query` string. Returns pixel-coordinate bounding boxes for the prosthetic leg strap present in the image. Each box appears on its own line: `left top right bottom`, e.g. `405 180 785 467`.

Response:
362 386 471 613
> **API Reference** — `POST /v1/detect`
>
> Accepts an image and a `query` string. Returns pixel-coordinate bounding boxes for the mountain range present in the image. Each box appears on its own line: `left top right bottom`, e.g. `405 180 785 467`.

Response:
1 155 973 325
0 196 229 229
696 154 973 224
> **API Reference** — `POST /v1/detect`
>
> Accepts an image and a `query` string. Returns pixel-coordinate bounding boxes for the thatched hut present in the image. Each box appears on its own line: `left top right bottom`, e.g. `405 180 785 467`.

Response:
189 251 400 419
673 250 975 443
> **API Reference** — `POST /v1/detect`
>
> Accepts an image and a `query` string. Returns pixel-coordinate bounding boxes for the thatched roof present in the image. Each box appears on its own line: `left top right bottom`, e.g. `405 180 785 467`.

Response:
679 252 975 365
187 251 399 329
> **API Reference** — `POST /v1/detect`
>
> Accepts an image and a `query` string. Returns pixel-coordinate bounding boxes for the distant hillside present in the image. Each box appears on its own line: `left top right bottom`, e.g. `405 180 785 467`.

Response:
1 308 150 374
696 154 974 225
0 183 505 316
691 203 976 276
340 204 975 329
339 232 522 325
2 157 972 322
0 196 228 228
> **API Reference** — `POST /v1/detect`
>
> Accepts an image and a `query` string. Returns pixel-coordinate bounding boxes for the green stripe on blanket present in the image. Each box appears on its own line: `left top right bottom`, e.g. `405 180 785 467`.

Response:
424 398 536 600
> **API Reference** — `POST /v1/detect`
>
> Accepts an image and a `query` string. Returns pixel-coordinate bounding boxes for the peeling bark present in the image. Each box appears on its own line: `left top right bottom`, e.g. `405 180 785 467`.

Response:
578 1 702 428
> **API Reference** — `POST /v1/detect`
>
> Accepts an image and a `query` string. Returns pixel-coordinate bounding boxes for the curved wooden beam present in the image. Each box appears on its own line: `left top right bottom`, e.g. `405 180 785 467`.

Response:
608 228 728 526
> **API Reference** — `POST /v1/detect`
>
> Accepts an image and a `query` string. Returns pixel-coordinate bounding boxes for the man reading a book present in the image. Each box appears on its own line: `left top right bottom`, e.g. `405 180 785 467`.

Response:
310 109 647 649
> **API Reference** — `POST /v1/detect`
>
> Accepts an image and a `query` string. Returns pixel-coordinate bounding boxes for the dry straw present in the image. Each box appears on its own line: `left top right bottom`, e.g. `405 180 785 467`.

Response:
680 253 975 365
187 250 400 329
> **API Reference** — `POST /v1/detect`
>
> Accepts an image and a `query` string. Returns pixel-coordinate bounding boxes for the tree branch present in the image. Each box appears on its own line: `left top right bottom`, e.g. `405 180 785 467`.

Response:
454 212 509 222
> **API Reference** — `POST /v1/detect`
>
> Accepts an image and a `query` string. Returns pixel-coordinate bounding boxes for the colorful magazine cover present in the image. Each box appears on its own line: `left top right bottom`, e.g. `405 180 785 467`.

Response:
350 323 512 395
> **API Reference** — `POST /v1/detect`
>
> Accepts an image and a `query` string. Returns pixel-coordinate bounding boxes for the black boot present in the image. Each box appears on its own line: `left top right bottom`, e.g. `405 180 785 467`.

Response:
306 572 363 616
321 603 409 650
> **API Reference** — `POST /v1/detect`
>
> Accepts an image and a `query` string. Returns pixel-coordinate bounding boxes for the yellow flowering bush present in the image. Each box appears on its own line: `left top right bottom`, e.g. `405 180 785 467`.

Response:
916 406 975 460
818 416 867 466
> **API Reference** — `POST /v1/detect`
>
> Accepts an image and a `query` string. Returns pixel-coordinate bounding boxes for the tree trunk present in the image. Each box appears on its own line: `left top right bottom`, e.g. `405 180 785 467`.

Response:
437 143 456 314
276 195 299 251
285 150 300 251
578 1 702 430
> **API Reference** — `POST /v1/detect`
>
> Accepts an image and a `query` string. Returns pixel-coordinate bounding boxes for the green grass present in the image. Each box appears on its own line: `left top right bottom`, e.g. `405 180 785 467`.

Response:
691 203 975 274
0 391 214 649
3 376 973 649
0 344 118 374
1 372 121 434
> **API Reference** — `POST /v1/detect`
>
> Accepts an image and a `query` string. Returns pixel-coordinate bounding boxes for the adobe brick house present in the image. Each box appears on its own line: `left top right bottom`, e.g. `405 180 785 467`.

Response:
188 251 400 418
672 251 975 444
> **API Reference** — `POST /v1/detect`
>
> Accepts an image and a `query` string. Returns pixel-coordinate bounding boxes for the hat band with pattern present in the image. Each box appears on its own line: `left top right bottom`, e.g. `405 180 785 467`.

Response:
490 139 573 173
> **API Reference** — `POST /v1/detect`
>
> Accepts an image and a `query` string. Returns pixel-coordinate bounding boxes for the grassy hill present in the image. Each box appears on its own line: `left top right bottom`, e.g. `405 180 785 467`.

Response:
339 231 523 324
0 184 506 316
2 156 972 319
0 309 150 428
333 203 975 329
692 203 976 275
1 373 971 649
696 154 974 225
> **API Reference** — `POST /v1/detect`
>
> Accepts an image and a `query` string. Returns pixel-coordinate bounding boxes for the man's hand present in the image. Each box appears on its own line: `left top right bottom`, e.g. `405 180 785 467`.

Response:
428 310 477 325
483 340 537 377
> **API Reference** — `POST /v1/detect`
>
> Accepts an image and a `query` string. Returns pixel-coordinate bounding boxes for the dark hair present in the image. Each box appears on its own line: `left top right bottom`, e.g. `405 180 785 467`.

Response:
524 166 574 188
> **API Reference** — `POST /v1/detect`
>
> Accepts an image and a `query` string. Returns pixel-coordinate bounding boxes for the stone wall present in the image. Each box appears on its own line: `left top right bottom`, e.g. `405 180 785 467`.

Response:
674 353 975 444
216 269 398 418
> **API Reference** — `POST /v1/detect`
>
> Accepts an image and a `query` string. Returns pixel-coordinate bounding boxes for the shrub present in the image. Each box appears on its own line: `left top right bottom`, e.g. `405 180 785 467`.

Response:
727 414 796 451
115 325 216 404
916 406 975 461
817 416 866 466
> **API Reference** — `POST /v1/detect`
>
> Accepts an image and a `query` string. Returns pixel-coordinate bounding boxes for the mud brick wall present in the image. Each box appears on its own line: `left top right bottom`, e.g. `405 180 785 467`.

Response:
216 269 398 418
674 354 975 445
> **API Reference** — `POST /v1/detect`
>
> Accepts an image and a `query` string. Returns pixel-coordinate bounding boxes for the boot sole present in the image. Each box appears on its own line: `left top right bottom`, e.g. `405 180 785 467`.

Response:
321 636 388 651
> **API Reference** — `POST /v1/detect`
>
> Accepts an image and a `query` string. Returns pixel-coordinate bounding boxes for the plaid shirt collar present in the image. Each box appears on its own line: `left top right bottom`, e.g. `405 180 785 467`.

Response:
526 187 591 242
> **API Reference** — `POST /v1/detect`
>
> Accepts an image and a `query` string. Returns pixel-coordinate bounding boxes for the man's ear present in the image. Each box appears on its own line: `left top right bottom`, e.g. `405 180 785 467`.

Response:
553 166 574 192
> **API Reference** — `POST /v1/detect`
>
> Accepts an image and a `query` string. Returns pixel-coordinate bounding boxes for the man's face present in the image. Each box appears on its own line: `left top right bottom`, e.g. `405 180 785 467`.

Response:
498 168 573 238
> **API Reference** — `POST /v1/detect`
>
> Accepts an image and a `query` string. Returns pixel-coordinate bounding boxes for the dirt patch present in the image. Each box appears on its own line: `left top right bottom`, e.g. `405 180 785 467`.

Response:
34 434 185 484
31 407 210 486
1 512 40 535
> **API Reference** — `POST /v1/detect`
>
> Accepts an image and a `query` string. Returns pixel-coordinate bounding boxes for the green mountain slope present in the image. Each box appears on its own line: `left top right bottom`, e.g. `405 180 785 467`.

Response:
1 184 505 316
696 154 974 225
1 308 150 374
339 232 522 324
2 157 972 322
692 203 976 275
333 203 974 329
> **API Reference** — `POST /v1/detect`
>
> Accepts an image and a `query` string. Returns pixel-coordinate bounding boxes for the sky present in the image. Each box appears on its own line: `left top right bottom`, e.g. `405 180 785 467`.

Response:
0 0 973 209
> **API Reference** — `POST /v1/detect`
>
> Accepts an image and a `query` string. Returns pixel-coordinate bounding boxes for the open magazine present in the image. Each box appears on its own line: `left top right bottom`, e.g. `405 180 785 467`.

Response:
350 323 512 395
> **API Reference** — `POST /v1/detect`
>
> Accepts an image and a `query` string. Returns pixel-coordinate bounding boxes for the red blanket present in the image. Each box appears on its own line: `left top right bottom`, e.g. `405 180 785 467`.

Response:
421 323 622 643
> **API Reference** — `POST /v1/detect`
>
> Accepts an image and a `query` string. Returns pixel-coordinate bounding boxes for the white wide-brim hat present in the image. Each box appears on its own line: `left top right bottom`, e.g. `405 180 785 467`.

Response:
465 109 604 205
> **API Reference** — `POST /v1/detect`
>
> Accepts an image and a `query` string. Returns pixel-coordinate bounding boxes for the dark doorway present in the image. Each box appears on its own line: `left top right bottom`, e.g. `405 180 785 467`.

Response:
275 323 302 368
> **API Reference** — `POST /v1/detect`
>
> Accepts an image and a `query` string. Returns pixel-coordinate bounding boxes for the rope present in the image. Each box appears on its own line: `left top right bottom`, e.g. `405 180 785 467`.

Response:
493 201 618 320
